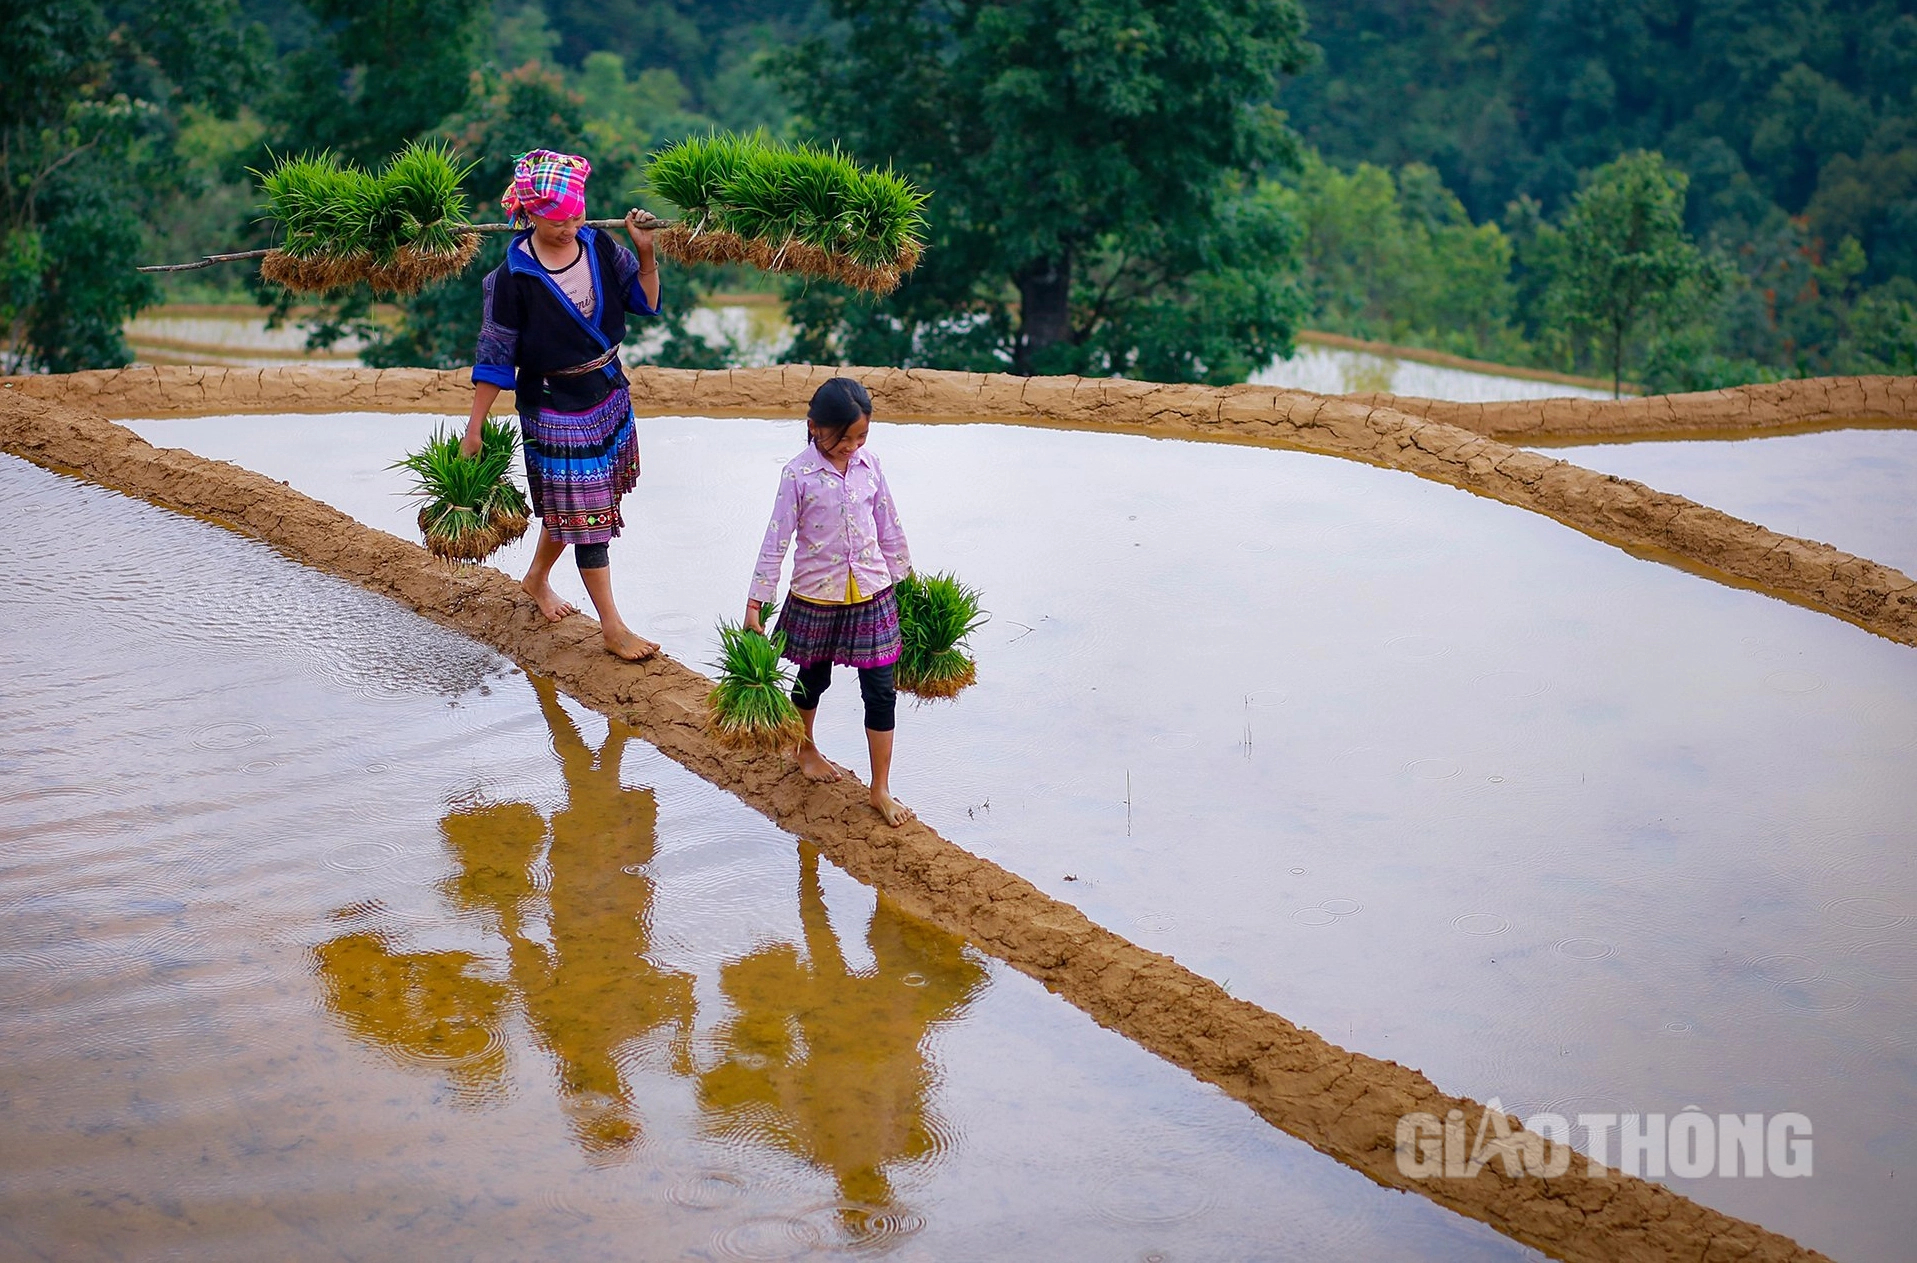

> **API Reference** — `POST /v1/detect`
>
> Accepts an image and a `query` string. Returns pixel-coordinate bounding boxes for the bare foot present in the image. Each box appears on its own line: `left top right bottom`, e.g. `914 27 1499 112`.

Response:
797 742 841 782
522 577 577 622
604 629 660 662
872 791 915 827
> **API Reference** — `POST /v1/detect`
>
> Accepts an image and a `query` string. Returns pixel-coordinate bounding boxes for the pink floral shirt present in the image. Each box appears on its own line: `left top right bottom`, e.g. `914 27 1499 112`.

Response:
750 445 912 605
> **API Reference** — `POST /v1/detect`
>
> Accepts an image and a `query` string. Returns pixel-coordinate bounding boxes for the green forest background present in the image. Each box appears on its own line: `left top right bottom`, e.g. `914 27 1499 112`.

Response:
2 0 1912 391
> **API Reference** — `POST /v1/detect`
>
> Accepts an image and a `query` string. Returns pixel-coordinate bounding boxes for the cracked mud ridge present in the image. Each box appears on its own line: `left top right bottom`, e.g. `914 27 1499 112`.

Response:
8 364 1915 647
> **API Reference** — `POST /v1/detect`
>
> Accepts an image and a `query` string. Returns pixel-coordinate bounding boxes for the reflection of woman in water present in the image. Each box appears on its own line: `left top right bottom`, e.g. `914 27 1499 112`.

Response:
315 675 693 1157
512 675 695 1156
697 845 987 1207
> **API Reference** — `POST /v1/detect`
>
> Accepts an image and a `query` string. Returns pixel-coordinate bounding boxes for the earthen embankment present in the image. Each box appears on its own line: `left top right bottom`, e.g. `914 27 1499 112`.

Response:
7 366 1911 645
1356 375 1917 442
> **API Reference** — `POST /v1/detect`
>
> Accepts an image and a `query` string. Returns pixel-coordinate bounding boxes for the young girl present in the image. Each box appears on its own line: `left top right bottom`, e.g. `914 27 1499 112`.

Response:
745 378 915 826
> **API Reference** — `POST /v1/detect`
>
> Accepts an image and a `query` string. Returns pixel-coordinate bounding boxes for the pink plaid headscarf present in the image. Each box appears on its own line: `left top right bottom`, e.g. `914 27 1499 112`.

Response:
500 149 591 224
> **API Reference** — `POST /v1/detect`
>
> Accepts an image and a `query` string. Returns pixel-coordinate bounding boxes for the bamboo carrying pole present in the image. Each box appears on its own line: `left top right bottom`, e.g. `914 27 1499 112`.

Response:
136 212 669 273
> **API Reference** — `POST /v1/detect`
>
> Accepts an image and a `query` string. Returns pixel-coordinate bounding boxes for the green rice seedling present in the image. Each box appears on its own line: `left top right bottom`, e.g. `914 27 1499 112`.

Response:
706 621 805 750
392 425 525 562
787 144 858 252
379 140 476 259
645 132 757 232
717 155 805 258
642 132 928 293
258 152 365 260
256 144 480 294
255 151 374 290
840 167 930 271
476 417 531 546
894 570 987 699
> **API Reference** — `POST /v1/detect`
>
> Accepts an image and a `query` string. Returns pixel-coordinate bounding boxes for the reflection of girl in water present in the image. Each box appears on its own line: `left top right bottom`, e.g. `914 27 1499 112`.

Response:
696 845 987 1207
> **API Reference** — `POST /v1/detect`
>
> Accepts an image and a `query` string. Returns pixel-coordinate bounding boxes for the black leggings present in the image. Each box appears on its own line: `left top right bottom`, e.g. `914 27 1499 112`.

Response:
574 541 609 571
792 661 897 732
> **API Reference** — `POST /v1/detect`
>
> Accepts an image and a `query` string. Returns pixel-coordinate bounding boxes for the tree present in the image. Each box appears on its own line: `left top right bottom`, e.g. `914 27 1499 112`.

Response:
1272 153 1523 361
1548 151 1711 397
0 0 264 371
251 0 494 353
265 0 490 165
774 0 1312 380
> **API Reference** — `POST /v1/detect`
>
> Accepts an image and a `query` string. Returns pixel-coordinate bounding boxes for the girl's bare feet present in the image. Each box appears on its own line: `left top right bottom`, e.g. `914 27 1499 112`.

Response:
797 742 841 782
872 790 914 827
604 628 659 662
522 577 577 622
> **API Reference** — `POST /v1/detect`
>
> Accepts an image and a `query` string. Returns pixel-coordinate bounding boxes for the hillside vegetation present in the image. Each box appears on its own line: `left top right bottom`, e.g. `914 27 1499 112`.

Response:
3 0 1908 388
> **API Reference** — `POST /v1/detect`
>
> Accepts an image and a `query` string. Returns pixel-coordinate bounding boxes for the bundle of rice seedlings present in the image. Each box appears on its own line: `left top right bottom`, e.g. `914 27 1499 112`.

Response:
255 142 480 295
257 151 374 289
364 141 483 293
644 131 757 233
644 132 928 295
706 621 805 751
392 422 530 562
894 571 987 699
475 417 531 545
170 135 929 295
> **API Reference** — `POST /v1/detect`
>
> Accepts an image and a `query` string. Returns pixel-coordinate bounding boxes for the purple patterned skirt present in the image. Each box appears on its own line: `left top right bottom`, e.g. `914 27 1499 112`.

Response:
773 587 903 669
521 386 640 546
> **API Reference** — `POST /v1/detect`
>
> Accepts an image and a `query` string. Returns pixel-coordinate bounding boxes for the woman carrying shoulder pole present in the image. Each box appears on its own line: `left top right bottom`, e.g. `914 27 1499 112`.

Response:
464 148 662 662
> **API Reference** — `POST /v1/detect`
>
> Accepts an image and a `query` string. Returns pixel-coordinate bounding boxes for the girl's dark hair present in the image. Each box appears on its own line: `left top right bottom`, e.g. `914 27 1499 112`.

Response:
807 376 872 449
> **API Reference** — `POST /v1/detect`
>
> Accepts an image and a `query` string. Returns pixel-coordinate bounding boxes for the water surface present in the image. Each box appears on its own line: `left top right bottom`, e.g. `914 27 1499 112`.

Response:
1250 340 1611 401
1545 427 1917 577
0 455 1537 1261
125 412 1917 1261
121 307 1608 399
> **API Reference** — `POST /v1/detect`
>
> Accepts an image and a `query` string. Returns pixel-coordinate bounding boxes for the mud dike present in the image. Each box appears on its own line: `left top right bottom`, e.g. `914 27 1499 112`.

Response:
7 368 1903 1262
9 364 1915 647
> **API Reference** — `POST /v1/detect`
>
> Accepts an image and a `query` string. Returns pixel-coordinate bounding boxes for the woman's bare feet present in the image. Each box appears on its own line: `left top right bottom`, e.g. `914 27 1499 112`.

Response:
797 741 841 782
603 628 660 662
522 577 577 622
872 790 915 827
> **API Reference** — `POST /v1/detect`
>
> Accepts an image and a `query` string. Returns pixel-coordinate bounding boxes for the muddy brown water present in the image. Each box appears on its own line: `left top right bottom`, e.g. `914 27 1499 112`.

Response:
120 412 1917 1261
0 454 1544 1260
1538 428 1917 581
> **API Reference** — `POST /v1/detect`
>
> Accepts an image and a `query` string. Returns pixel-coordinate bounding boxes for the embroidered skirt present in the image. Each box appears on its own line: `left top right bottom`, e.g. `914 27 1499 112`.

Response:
521 385 640 546
773 587 903 669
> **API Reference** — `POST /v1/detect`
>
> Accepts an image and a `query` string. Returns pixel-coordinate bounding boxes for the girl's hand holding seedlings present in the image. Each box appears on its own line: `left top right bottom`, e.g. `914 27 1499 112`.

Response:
744 599 765 635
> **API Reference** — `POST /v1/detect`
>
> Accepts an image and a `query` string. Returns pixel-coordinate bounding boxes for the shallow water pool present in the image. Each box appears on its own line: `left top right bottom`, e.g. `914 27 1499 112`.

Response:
1543 426 1917 578
126 412 1917 1261
0 454 1544 1260
1250 340 1612 401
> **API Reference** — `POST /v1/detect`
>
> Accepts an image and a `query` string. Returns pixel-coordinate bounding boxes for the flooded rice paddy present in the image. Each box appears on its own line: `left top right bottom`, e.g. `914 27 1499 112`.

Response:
124 307 1608 401
1542 427 1917 579
117 410 1917 1261
0 454 1541 1261
1249 339 1612 401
